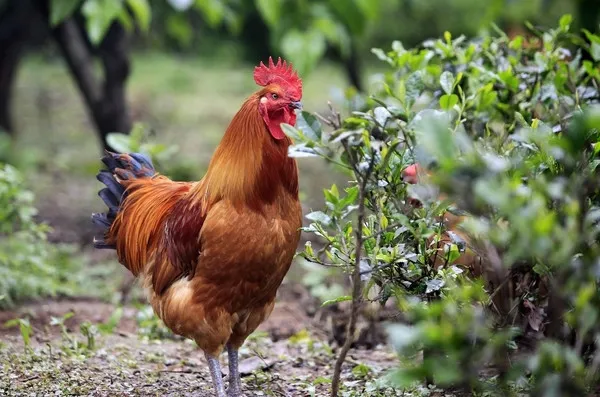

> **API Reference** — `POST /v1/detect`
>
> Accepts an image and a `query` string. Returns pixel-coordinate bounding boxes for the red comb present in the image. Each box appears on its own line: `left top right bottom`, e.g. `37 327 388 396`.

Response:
254 57 302 98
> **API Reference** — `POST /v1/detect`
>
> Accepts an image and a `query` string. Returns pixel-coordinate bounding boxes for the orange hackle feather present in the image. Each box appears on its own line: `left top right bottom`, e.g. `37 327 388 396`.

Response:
98 57 303 359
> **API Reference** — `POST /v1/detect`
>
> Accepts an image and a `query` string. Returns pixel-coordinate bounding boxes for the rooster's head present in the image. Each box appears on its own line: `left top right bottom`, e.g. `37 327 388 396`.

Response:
254 57 303 140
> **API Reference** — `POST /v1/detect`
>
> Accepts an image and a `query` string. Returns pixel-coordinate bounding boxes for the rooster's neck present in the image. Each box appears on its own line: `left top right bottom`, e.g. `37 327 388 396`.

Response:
194 96 298 207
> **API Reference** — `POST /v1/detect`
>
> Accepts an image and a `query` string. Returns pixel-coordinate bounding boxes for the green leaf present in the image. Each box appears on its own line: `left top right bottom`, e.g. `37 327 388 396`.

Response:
329 184 339 199
559 14 572 31
583 60 600 79
444 31 451 44
280 29 326 76
498 70 519 92
425 278 445 293
478 90 498 111
380 214 389 229
98 307 123 334
371 48 391 63
194 0 224 28
254 0 280 28
313 17 351 58
328 0 366 35
411 109 456 163
166 13 193 47
583 29 600 61
321 295 351 307
405 71 424 108
439 71 455 95
305 211 332 225
444 243 461 264
50 0 82 26
82 0 123 45
287 144 319 158
126 0 151 32
374 107 392 126
296 111 322 141
439 94 458 110
117 9 133 31
106 133 133 153
340 186 359 207
387 367 423 388
352 363 371 378
4 318 19 328
281 123 302 141
312 376 332 385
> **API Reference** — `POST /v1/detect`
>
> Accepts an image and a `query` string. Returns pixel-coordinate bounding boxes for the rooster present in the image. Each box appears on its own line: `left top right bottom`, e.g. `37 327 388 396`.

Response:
92 57 303 397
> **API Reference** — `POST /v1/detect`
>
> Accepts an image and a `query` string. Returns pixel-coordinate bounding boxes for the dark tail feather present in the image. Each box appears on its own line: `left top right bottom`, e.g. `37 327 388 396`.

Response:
92 212 112 228
93 237 116 249
98 188 119 213
97 170 125 198
92 151 157 250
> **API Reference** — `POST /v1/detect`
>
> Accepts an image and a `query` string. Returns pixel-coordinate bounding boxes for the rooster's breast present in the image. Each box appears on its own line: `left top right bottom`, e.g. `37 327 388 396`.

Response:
194 197 302 310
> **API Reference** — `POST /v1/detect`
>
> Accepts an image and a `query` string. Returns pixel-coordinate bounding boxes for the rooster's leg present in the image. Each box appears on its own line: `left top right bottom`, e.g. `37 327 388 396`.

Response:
226 343 242 396
205 352 226 397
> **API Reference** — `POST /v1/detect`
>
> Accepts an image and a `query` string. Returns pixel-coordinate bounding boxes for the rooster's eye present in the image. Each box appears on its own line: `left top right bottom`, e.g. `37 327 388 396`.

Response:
271 93 279 100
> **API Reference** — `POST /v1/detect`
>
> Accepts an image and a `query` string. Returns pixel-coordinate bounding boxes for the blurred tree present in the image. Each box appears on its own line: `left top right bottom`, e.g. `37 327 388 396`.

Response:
154 0 384 89
252 0 384 90
47 0 134 151
0 1 30 135
0 0 146 150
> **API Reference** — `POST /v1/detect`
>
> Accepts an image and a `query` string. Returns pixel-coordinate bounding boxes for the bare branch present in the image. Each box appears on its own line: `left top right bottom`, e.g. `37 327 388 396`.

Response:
331 151 376 397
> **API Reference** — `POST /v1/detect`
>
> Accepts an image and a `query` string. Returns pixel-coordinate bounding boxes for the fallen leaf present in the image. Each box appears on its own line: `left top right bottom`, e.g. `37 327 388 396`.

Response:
221 356 278 377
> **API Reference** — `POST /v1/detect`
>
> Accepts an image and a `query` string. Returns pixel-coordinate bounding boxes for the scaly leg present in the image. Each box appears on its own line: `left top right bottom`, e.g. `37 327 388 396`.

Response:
205 352 226 397
226 343 243 397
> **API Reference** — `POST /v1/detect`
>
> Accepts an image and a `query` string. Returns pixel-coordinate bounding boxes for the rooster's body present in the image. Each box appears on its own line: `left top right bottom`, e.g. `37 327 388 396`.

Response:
93 58 303 397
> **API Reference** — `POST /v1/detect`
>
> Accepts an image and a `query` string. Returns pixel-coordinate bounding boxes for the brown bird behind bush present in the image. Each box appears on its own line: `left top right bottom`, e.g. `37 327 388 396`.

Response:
402 163 512 317
92 57 303 397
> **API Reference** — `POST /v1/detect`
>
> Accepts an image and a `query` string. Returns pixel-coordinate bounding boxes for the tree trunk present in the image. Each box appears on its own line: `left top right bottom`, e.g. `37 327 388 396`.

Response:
0 1 29 134
0 37 22 134
52 19 131 151
96 23 132 147
579 0 600 62
30 0 131 151
344 43 363 92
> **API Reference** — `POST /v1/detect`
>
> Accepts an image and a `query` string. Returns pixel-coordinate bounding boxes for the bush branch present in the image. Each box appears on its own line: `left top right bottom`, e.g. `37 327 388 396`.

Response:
331 151 376 397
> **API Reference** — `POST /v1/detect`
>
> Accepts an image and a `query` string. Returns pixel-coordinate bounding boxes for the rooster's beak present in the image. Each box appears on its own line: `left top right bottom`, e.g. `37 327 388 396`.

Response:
289 101 303 110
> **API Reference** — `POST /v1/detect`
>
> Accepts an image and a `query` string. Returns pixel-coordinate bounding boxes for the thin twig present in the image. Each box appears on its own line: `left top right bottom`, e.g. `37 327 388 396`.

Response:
302 256 343 268
330 152 376 397
487 273 512 301
158 369 206 376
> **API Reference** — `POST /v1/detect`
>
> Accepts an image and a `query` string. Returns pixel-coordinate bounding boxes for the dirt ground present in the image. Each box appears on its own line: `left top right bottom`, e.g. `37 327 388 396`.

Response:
0 288 402 397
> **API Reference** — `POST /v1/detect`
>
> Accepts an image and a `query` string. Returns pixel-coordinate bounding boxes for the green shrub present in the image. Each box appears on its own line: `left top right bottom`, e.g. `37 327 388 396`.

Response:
288 15 600 395
0 165 91 307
